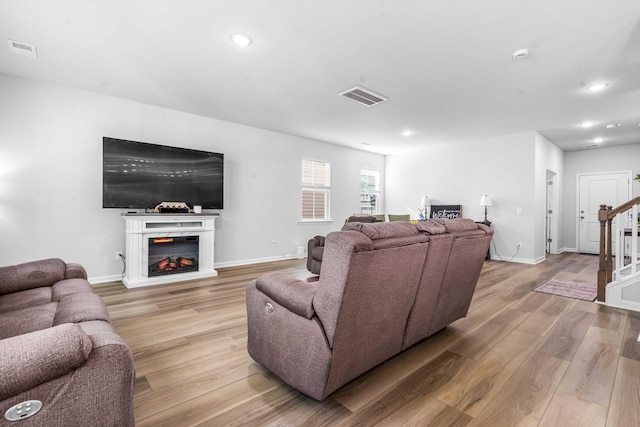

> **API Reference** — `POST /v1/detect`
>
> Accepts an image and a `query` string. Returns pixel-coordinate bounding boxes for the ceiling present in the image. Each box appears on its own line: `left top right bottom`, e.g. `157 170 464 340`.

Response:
1 0 639 155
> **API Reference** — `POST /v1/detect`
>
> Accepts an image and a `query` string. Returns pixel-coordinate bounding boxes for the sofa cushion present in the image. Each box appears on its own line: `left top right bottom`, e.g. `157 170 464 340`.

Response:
0 258 66 295
438 218 479 232
345 215 382 223
415 219 447 234
53 293 111 325
51 278 95 301
342 221 418 239
310 246 324 261
371 234 430 250
0 302 57 339
0 287 52 313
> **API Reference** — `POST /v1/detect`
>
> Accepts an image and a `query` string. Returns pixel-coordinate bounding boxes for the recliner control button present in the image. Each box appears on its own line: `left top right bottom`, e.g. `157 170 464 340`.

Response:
4 400 43 421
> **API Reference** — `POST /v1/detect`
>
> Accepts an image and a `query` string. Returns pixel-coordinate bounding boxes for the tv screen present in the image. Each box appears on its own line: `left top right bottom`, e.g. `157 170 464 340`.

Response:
103 137 224 209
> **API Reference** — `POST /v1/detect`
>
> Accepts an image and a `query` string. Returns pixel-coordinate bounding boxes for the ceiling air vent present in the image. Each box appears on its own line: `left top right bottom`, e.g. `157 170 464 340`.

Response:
8 40 38 58
339 86 388 107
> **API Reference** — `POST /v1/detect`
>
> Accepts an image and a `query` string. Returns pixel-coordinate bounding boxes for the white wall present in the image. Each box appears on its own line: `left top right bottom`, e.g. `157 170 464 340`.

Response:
534 133 564 259
0 74 384 282
563 144 640 251
386 132 543 263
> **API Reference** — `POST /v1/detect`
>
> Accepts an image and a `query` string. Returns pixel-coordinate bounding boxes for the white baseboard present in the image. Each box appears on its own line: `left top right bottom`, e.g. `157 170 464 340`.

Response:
215 253 302 269
89 274 124 285
558 247 578 253
488 255 541 264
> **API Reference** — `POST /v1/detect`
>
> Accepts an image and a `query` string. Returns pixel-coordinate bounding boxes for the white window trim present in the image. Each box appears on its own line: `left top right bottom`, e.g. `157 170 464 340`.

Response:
300 159 331 222
360 168 382 215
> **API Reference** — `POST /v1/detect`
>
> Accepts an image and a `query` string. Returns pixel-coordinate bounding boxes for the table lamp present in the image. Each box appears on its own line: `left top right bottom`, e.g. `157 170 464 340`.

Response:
480 195 493 225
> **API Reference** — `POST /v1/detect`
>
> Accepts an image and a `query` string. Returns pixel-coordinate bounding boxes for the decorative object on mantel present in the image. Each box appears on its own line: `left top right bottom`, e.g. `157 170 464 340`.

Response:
154 201 190 213
480 195 493 225
420 195 431 220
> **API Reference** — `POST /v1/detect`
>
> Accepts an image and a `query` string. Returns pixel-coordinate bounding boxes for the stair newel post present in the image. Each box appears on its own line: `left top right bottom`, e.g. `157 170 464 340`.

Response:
597 204 610 302
606 206 613 284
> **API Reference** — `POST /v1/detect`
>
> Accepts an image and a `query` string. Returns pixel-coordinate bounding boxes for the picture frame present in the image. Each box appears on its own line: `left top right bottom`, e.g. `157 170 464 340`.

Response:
430 204 462 219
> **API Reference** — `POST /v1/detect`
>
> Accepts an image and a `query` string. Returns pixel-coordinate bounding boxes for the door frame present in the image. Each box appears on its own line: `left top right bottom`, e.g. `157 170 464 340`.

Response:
576 170 632 253
546 170 558 255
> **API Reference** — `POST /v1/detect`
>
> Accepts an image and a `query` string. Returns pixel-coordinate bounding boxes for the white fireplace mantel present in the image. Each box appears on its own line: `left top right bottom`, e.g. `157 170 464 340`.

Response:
122 213 218 288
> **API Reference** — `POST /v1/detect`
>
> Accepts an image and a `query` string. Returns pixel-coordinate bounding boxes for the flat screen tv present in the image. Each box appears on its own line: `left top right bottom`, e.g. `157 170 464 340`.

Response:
103 137 224 209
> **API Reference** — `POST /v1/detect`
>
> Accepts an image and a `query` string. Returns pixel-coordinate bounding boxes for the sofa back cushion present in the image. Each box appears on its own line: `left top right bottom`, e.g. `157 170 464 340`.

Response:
313 230 429 396
427 231 492 336
402 233 455 349
341 221 418 239
438 218 479 232
0 258 66 295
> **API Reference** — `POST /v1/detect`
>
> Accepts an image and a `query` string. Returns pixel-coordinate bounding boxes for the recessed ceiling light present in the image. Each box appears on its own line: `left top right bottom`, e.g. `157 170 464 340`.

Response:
606 123 622 128
230 33 252 47
593 137 604 143
581 121 595 128
586 82 608 92
401 130 413 137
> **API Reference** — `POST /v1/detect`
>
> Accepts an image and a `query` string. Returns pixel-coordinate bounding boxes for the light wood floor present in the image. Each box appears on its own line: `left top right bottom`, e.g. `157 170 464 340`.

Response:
94 253 640 426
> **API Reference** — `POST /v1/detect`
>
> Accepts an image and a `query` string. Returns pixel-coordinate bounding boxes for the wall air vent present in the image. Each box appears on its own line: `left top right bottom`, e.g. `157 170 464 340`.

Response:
339 86 388 107
8 40 38 58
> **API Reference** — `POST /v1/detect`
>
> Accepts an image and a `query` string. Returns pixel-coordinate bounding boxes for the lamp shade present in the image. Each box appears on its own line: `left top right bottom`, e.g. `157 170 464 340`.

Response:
480 195 493 207
421 195 430 206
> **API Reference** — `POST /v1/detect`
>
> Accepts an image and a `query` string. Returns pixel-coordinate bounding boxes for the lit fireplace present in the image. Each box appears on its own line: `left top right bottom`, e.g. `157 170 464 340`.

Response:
148 236 199 277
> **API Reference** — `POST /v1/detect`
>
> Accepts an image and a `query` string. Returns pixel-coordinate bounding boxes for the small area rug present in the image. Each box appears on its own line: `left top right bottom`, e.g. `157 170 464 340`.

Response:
533 279 597 301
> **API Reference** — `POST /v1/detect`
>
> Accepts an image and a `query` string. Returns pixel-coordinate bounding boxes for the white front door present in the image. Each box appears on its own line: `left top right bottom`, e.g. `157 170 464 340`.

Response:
578 172 631 254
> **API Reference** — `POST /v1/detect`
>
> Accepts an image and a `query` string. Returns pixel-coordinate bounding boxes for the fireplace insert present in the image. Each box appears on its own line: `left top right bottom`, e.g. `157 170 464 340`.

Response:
148 236 199 277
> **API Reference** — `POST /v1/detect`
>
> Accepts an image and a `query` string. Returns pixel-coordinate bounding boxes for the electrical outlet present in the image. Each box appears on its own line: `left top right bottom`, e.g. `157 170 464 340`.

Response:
115 251 124 261
271 240 277 247
516 241 522 249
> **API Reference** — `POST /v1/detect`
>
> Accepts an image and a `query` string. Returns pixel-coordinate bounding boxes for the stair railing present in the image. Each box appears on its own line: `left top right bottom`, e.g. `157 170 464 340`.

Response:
598 197 640 302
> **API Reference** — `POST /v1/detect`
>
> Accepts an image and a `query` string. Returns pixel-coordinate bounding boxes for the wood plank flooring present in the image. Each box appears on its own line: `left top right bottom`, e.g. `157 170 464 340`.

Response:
93 253 640 426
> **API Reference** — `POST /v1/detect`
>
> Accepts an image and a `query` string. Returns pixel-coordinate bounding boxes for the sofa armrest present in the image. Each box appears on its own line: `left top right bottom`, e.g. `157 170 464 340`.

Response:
0 323 92 401
476 223 494 236
255 272 317 319
65 263 88 280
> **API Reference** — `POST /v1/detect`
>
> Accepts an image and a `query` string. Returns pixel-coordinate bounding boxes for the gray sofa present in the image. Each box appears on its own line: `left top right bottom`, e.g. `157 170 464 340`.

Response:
0 258 135 426
247 218 492 400
307 214 383 275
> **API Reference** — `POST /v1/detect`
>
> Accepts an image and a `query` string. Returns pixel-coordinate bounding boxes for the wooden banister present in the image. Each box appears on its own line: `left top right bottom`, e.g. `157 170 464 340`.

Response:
605 196 640 220
597 197 640 302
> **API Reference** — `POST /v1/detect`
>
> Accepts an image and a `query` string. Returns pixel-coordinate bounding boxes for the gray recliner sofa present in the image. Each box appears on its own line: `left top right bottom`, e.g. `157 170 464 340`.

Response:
307 214 383 275
246 218 493 400
0 258 135 426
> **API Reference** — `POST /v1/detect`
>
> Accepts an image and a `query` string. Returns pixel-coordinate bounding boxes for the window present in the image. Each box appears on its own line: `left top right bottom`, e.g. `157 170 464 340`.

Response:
360 168 381 215
301 159 330 221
